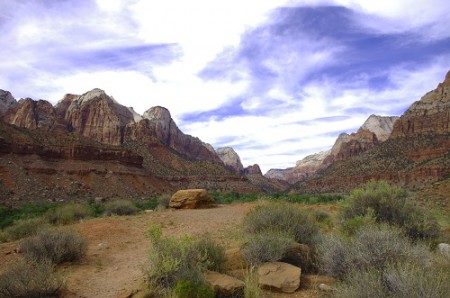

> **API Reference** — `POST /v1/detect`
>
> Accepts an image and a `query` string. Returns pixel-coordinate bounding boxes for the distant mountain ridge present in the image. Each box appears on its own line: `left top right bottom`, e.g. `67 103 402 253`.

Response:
0 89 285 204
265 115 399 184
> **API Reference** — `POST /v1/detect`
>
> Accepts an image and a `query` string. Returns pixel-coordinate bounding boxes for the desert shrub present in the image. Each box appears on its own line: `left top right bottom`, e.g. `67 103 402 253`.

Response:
243 268 262 298
334 260 450 298
0 259 63 297
319 224 431 279
0 217 46 243
243 202 319 245
47 203 92 225
146 224 224 290
20 228 87 264
342 180 440 241
156 195 171 210
242 231 294 265
191 234 226 272
341 211 376 236
173 280 214 298
104 199 139 216
0 203 57 230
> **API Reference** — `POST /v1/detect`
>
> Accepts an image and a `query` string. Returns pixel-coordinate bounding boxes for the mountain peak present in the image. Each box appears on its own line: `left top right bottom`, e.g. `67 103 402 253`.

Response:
143 106 172 122
216 147 244 174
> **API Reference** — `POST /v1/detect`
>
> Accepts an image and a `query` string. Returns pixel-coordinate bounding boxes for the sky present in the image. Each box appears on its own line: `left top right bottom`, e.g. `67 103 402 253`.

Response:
1 0 449 173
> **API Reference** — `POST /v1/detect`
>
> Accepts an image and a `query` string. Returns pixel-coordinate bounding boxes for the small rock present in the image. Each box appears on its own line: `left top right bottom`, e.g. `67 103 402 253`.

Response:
98 243 109 250
318 283 333 292
145 209 153 213
204 270 245 297
94 197 105 204
257 262 301 293
437 243 450 258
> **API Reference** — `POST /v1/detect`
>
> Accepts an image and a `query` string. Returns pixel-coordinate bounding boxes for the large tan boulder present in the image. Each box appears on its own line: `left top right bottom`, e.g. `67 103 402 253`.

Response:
204 270 244 297
169 189 214 209
257 262 301 293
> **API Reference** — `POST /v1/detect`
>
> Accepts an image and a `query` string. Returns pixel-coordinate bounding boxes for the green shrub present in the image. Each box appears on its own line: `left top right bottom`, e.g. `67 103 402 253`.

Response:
47 203 92 225
341 211 376 236
342 180 440 241
0 259 63 297
174 280 214 298
20 228 87 264
191 234 226 272
0 217 46 243
242 231 294 265
243 202 319 245
243 268 262 298
0 203 57 230
104 200 139 216
146 224 223 290
319 224 431 279
156 195 171 210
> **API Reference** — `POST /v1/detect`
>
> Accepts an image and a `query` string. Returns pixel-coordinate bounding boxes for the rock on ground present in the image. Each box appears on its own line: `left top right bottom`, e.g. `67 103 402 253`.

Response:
169 189 214 209
257 262 301 293
204 270 245 297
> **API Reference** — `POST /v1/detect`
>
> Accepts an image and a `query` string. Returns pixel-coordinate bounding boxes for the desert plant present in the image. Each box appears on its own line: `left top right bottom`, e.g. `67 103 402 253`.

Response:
242 231 294 265
104 199 139 216
0 259 63 297
319 224 431 279
341 211 376 236
0 217 46 243
46 203 92 225
191 233 226 272
243 202 320 245
20 228 87 264
342 180 440 241
156 195 172 210
146 224 222 290
334 260 450 298
243 268 262 298
173 280 214 298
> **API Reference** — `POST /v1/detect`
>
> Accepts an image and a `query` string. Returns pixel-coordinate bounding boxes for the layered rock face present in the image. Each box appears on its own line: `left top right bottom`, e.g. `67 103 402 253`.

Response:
3 98 57 130
295 71 450 193
391 71 450 138
361 115 399 141
0 90 17 116
216 147 244 174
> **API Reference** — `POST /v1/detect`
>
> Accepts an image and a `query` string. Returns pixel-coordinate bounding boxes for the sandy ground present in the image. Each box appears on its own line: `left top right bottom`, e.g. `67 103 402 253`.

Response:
0 203 336 298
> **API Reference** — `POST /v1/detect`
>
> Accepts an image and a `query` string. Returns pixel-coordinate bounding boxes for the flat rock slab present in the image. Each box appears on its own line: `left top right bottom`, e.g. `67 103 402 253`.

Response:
257 262 301 293
204 270 245 297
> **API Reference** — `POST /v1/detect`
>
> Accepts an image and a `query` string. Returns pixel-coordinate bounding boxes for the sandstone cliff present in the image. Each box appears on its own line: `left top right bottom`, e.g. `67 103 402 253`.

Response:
0 90 17 116
216 147 244 174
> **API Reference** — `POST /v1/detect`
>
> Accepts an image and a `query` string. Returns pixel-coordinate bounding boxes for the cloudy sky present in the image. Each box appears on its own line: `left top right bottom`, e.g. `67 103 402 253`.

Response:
1 0 449 173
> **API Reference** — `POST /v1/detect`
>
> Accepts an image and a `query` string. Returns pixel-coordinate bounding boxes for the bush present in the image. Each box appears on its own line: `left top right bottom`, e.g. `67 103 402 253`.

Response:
243 202 319 245
174 280 214 298
319 224 431 279
20 228 87 264
104 200 139 216
341 212 376 236
47 203 92 225
146 224 225 292
0 217 46 243
342 180 440 241
156 195 171 210
243 268 262 298
334 260 450 298
242 231 294 265
0 203 57 230
0 259 63 297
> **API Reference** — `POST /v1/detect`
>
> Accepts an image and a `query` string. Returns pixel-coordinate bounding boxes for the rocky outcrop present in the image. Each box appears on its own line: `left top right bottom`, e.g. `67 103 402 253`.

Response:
0 90 17 116
391 71 450 138
65 89 135 145
361 115 399 141
3 99 57 130
141 106 221 162
216 147 244 174
243 164 262 175
169 189 214 209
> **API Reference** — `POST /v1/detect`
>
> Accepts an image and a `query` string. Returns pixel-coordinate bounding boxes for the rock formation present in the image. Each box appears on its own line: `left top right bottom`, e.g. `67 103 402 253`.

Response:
391 70 450 138
361 115 399 141
0 90 17 116
216 147 244 174
293 71 450 194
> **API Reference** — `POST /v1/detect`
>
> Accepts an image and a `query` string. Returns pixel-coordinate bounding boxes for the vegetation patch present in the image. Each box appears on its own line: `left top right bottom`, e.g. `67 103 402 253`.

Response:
46 203 92 225
242 231 294 265
20 228 87 264
0 217 47 243
104 199 139 216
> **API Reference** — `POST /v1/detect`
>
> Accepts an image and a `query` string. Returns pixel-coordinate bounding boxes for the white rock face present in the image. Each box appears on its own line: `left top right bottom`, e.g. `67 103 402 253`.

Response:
0 89 18 116
216 147 244 174
127 107 143 122
361 115 399 141
295 150 331 167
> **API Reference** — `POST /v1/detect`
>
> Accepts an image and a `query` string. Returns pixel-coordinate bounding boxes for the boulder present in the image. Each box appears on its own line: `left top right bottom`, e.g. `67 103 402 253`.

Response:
257 262 301 293
204 270 244 297
224 248 247 270
169 189 214 209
